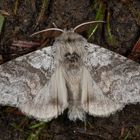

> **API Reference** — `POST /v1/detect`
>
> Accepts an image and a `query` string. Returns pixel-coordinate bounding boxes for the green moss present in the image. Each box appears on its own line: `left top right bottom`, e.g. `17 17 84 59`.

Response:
0 14 5 34
36 0 49 25
27 122 46 140
105 11 117 46
128 3 140 26
88 0 105 41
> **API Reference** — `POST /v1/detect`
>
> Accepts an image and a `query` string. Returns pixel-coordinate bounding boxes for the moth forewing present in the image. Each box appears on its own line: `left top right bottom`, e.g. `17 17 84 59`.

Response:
50 66 68 108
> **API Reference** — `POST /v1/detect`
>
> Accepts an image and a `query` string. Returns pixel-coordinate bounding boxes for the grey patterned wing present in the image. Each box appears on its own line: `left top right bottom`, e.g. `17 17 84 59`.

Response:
82 43 140 117
0 46 68 121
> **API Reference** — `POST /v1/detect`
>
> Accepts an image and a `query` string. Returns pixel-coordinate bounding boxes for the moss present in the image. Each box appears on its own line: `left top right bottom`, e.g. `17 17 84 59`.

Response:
128 2 140 26
88 0 105 41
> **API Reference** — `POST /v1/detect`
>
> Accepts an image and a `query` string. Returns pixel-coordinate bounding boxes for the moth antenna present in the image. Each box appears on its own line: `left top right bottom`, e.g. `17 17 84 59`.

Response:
30 28 64 38
74 21 105 33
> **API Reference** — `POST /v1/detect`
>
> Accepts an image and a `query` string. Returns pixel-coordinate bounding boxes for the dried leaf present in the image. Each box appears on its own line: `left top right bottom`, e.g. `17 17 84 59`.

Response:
0 10 10 16
12 40 41 48
128 38 140 61
132 38 140 53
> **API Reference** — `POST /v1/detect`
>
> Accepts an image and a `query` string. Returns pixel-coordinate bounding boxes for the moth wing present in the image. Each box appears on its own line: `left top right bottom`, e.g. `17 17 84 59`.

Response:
0 46 68 121
82 43 140 117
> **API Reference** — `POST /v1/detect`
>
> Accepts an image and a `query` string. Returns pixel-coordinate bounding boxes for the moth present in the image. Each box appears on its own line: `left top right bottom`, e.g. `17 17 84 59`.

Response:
0 21 140 122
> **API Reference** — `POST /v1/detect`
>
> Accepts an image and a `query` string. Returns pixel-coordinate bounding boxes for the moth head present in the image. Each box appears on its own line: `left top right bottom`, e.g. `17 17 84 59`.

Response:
30 21 105 67
54 31 87 67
